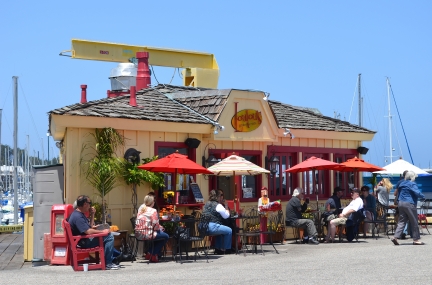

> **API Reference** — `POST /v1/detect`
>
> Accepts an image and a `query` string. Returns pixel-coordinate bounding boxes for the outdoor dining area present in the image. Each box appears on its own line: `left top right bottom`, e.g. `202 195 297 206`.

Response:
64 151 431 270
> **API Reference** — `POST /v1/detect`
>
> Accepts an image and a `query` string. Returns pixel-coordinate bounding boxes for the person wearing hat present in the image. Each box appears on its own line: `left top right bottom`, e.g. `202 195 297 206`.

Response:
325 187 364 243
321 187 344 232
325 187 344 215
285 187 319 245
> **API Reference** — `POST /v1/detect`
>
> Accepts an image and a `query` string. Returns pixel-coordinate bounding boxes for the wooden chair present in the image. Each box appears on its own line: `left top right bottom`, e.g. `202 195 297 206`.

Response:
62 219 106 271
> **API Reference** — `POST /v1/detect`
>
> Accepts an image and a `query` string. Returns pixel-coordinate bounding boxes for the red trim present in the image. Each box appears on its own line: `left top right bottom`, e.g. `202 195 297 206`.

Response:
266 145 359 201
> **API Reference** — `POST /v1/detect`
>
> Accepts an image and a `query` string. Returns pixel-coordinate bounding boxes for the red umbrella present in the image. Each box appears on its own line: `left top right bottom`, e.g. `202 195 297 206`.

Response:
285 156 341 238
338 157 384 172
285 156 342 173
137 152 213 174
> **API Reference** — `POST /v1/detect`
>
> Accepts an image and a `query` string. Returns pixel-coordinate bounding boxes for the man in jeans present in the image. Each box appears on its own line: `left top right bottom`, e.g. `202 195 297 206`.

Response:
285 187 319 245
68 195 119 270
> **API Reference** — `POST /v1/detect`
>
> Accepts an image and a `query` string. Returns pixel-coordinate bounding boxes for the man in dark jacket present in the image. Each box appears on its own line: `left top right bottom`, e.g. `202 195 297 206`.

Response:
325 187 344 215
285 187 319 245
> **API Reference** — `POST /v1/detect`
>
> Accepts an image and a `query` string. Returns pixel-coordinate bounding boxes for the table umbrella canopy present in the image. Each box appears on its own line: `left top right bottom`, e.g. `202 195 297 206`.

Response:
338 156 384 172
207 154 270 176
373 158 430 176
285 156 341 173
137 152 213 175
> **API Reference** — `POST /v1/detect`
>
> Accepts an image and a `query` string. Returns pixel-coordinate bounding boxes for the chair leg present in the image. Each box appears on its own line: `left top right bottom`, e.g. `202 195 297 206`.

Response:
269 234 278 254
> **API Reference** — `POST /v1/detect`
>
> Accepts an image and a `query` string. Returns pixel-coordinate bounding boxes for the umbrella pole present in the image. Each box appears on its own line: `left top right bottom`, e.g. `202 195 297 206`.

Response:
313 169 321 239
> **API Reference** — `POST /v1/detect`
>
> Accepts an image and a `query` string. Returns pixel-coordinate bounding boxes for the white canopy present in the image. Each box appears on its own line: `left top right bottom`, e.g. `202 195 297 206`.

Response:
374 158 431 176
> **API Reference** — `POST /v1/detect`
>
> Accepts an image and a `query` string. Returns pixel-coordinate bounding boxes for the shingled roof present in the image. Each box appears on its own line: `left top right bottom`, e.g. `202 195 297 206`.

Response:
49 84 374 134
49 85 215 125
269 100 374 133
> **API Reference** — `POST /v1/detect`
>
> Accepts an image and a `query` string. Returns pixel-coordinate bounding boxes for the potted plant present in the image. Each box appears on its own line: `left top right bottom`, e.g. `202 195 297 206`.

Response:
121 154 165 215
80 127 124 224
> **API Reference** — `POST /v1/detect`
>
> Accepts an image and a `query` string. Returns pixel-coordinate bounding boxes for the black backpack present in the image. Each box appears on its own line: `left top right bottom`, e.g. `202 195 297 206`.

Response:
346 209 365 242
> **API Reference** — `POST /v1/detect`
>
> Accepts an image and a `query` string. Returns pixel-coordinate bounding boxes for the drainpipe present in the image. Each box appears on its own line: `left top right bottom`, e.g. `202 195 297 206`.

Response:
80 84 87 103
136 52 151 91
129 86 137 107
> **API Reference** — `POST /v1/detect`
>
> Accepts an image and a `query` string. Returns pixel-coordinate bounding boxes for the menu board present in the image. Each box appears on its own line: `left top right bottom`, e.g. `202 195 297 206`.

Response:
190 183 204 203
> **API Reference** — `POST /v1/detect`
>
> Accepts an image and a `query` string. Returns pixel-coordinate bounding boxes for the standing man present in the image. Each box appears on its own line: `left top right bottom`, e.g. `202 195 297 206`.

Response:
326 188 363 243
68 195 119 270
285 187 319 245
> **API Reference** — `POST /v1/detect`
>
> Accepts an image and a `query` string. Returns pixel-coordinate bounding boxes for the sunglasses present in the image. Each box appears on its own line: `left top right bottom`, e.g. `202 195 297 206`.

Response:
85 201 92 206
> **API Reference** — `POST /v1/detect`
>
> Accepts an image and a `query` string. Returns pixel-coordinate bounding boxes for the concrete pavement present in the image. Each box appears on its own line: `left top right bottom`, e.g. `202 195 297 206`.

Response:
3 234 432 285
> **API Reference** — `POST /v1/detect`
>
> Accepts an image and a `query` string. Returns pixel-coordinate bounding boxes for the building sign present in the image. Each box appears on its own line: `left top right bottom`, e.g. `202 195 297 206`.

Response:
231 109 262 132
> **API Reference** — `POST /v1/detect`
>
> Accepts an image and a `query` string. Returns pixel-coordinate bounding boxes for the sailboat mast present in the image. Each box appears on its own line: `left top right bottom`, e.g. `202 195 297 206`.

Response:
358 73 362 127
13 76 19 224
386 77 394 164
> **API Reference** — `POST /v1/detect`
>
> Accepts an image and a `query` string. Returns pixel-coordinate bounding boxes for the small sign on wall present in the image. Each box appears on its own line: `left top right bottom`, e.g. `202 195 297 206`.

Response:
190 183 204 203
242 188 254 198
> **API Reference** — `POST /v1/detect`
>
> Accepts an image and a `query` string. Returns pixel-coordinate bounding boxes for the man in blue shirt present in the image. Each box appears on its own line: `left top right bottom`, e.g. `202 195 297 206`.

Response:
68 195 119 270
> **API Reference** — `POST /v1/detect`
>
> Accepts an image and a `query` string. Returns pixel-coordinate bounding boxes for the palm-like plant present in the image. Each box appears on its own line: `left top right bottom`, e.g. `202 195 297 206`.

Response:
81 127 124 224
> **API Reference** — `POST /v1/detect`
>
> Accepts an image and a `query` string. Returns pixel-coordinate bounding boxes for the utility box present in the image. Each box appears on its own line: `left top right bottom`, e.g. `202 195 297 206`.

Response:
32 164 64 263
50 204 73 264
23 205 34 261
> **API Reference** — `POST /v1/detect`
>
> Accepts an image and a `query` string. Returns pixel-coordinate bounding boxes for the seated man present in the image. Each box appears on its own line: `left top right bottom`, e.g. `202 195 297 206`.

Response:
285 187 319 245
326 188 363 243
68 195 119 270
322 187 344 224
325 187 343 215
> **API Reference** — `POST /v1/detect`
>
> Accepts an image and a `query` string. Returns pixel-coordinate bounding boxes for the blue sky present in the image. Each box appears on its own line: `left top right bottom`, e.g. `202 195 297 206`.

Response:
1 1 431 168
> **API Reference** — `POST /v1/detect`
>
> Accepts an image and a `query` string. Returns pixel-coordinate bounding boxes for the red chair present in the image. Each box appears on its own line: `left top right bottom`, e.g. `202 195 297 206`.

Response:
63 219 106 271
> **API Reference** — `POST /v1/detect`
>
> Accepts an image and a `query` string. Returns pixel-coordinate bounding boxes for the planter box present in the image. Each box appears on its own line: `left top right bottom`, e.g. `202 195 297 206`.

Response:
272 231 285 244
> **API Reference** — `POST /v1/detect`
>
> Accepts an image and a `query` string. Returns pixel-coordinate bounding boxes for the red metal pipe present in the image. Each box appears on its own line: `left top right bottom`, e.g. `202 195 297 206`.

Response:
129 86 137 107
136 52 151 90
80 84 87 103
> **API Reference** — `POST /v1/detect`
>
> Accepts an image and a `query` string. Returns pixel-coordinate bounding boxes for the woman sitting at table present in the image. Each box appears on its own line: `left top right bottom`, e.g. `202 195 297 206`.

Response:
202 189 233 254
135 195 169 263
361 185 376 237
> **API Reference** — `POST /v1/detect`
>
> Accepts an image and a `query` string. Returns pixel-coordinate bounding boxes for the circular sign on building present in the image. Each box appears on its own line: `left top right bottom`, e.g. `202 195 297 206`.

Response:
231 109 262 132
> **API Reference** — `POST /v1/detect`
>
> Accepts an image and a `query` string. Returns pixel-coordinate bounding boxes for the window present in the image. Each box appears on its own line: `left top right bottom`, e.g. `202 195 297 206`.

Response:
334 154 357 197
155 142 197 203
302 153 329 199
269 153 297 200
207 150 262 202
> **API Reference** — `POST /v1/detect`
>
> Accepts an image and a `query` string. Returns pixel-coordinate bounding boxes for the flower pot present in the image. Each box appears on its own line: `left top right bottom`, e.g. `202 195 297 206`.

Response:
273 231 285 244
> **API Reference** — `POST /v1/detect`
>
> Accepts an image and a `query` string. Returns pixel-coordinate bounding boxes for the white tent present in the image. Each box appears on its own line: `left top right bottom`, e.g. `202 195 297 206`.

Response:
374 158 431 176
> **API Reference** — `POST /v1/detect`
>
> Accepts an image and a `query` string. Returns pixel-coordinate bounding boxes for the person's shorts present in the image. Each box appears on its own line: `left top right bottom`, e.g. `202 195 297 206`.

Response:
330 217 347 226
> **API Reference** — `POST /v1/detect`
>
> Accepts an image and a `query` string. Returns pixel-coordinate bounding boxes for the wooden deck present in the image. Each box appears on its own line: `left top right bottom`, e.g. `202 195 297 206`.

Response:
0 233 31 270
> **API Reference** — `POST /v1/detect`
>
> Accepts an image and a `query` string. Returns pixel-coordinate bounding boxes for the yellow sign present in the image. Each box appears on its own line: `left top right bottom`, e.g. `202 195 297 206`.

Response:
231 109 262 132
0 225 24 232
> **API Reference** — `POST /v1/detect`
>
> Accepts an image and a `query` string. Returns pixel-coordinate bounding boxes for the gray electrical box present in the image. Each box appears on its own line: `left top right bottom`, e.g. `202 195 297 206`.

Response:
32 164 64 262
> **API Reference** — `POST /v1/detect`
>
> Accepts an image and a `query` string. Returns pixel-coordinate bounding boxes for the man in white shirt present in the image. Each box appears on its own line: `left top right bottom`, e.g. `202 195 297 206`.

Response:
325 188 363 242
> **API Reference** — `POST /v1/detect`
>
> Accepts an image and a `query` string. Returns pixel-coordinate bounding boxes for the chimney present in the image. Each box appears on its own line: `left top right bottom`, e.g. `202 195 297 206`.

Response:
129 86 137 107
136 52 151 91
80 84 87 103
